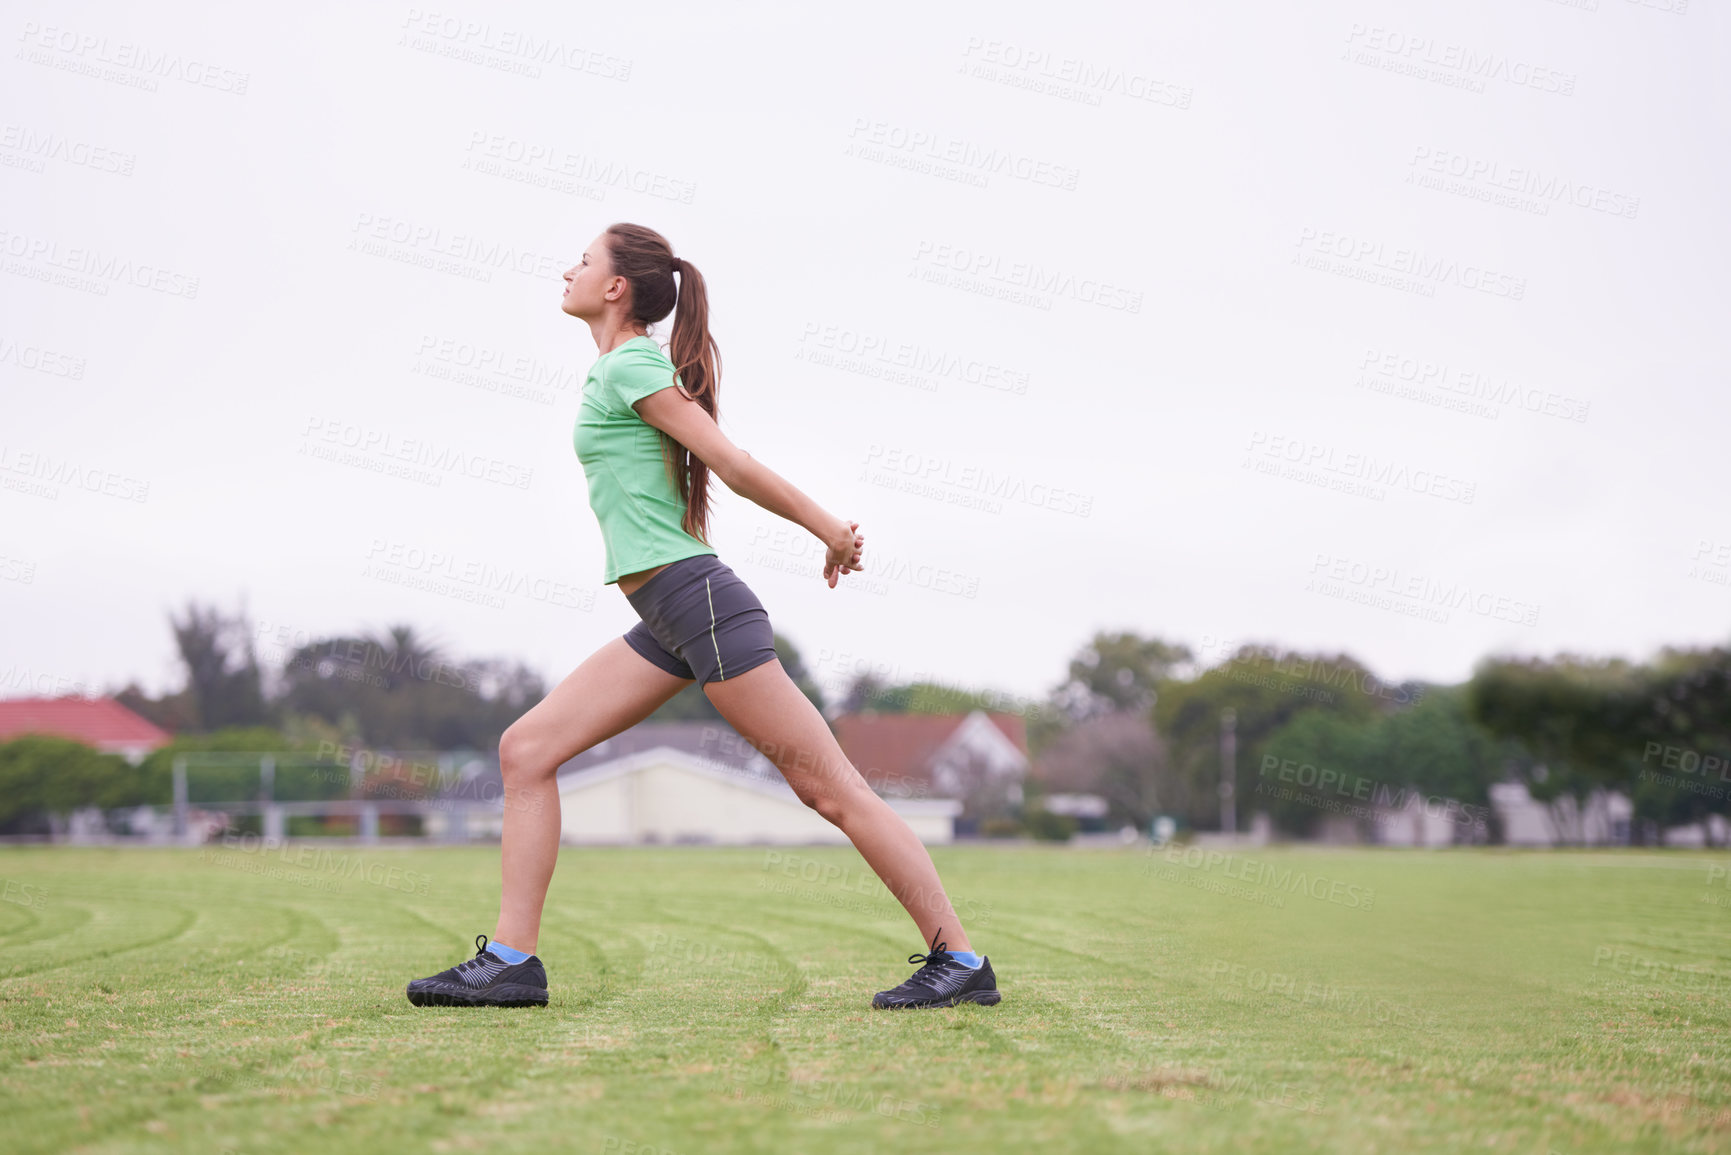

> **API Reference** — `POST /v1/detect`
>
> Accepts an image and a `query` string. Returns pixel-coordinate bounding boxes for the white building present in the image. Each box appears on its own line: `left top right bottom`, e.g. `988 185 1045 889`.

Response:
553 745 961 846
1490 782 1632 846
1660 813 1731 848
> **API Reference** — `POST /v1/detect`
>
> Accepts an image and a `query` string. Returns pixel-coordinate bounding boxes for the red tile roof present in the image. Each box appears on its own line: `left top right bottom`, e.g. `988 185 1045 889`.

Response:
0 696 173 752
834 712 1027 792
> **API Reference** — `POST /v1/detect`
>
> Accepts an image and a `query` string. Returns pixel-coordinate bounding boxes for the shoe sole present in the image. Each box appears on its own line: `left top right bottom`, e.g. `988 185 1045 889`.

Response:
406 982 548 1008
873 989 1001 1009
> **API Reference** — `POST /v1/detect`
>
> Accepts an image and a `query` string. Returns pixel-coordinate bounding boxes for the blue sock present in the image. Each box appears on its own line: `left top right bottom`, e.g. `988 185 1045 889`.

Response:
485 940 530 964
945 948 983 969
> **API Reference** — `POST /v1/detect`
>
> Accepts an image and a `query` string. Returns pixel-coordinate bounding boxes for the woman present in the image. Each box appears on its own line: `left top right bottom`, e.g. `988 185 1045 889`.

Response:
406 222 999 1011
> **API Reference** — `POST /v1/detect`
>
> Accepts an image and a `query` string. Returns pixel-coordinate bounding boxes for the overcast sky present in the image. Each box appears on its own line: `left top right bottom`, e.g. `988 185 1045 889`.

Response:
3 0 1727 711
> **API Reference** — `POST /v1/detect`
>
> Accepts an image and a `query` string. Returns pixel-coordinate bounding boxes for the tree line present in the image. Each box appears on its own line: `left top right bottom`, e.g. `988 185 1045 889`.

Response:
828 631 1731 844
4 596 1728 844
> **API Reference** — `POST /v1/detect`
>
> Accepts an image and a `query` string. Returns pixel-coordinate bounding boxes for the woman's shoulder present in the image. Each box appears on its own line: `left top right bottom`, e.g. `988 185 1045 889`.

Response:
600 337 681 405
598 337 669 377
620 337 674 368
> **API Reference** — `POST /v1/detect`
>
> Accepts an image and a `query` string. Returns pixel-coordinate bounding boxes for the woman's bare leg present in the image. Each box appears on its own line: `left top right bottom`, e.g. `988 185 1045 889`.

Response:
702 658 972 951
493 636 692 952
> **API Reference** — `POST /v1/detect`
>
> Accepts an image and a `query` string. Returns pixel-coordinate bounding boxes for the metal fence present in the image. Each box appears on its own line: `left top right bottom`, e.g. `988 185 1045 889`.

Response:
52 749 507 845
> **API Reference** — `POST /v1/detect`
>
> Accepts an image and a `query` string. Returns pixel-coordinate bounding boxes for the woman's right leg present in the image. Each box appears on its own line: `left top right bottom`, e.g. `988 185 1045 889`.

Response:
492 636 693 952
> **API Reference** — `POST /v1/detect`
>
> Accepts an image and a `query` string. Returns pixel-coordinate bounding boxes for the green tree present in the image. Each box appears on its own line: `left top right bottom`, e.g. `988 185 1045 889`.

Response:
1468 645 1731 843
1153 645 1401 831
276 629 543 750
1255 687 1510 839
1057 631 1193 718
169 598 272 731
0 737 138 832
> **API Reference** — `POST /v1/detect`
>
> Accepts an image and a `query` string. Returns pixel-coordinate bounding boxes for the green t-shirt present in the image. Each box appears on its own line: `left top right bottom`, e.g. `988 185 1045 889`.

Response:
574 335 718 584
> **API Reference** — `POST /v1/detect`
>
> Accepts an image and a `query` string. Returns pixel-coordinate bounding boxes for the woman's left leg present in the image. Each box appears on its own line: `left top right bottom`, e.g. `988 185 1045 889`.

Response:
702 658 973 952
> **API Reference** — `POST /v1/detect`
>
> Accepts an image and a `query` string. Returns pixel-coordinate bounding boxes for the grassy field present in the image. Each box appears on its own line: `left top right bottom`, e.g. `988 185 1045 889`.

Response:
2 842 1730 1154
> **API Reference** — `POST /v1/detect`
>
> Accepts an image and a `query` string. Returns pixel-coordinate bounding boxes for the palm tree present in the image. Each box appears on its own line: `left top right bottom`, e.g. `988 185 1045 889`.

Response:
366 624 448 692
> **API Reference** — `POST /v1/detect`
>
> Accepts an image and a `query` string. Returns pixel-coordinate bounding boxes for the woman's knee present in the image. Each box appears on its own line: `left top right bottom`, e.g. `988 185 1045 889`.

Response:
498 723 554 784
795 769 870 827
802 785 850 827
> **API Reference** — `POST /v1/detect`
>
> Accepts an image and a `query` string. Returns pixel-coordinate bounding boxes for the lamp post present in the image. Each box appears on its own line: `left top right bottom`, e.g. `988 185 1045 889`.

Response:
1219 708 1237 837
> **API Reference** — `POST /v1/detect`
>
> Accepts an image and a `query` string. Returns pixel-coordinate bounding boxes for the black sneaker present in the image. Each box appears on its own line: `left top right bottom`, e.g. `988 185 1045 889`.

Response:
872 928 1001 1009
406 934 549 1008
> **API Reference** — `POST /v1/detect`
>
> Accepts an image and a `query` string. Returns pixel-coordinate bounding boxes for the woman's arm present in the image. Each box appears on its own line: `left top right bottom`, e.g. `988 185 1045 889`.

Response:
634 387 864 587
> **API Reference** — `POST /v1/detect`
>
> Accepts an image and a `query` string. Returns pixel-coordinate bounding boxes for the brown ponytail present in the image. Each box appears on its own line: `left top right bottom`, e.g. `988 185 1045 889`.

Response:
603 221 720 543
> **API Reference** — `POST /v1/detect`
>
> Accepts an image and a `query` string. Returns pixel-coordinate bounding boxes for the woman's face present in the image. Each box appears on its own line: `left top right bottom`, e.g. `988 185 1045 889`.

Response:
560 233 615 319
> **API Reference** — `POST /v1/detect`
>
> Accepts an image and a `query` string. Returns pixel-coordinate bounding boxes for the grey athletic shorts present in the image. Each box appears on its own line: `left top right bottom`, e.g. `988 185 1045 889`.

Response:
622 554 779 685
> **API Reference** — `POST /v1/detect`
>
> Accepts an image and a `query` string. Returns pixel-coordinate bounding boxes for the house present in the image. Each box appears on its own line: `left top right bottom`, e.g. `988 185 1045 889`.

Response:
1489 782 1632 846
439 720 963 845
1664 814 1731 847
552 745 959 845
0 695 171 764
832 711 1030 824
